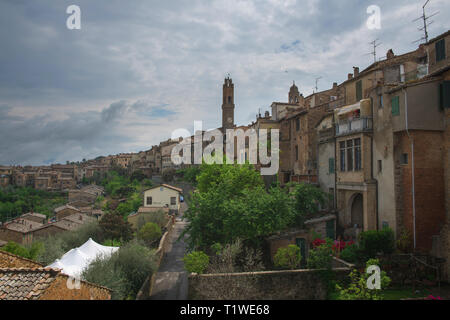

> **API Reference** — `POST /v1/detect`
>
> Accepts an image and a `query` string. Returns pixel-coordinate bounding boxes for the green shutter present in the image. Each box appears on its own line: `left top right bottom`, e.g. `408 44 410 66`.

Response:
326 220 335 240
440 81 450 110
436 39 446 62
391 96 400 116
356 80 362 101
329 158 335 174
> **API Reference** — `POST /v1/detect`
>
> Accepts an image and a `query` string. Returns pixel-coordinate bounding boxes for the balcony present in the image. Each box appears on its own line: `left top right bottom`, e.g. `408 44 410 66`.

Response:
336 117 372 136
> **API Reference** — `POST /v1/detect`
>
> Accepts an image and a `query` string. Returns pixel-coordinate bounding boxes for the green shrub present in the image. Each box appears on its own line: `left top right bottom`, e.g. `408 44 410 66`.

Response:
339 244 360 264
137 222 162 246
183 251 210 274
335 258 391 300
307 240 333 270
1 241 43 260
274 245 302 270
82 241 157 300
358 228 395 259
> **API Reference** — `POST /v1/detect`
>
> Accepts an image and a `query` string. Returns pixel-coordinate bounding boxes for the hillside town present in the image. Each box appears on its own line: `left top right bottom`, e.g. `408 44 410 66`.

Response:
0 12 449 302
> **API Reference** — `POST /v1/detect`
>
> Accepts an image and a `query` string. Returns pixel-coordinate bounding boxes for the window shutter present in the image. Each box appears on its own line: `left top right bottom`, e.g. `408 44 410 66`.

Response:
440 81 450 110
329 158 335 174
391 96 400 116
356 80 362 101
436 39 446 62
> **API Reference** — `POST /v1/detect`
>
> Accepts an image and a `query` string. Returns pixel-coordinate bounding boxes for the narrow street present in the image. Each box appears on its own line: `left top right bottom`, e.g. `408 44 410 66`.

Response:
149 201 189 300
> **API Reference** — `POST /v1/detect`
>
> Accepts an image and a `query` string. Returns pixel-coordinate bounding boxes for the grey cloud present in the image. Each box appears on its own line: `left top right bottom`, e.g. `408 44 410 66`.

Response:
0 0 449 165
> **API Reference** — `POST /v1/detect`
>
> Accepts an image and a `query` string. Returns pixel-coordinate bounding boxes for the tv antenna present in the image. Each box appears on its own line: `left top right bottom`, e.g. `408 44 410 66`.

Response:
368 39 382 63
412 0 439 44
314 77 322 93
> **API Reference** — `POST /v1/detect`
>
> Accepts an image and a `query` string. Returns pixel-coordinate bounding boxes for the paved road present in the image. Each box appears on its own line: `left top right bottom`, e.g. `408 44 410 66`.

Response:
149 202 189 300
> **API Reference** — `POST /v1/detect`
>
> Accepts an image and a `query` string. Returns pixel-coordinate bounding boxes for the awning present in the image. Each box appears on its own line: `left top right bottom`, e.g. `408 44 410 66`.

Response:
336 101 361 116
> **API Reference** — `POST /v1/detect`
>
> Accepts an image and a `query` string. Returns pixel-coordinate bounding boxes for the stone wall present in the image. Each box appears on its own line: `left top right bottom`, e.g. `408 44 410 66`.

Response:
188 268 350 300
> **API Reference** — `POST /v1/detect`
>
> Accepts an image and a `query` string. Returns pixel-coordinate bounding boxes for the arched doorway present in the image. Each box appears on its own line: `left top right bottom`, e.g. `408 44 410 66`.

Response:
350 193 364 229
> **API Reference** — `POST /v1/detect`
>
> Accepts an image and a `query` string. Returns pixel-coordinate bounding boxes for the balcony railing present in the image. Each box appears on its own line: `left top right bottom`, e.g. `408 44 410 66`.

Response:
336 117 372 136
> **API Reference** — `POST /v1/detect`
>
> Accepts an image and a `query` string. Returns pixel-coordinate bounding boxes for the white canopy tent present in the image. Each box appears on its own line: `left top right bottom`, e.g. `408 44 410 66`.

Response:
47 238 119 278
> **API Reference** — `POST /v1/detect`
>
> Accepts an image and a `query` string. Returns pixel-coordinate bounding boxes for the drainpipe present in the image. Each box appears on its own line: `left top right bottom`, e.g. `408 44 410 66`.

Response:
403 88 416 250
370 96 379 231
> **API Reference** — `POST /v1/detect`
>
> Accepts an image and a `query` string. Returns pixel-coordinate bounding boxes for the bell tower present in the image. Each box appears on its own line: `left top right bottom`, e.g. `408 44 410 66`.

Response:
222 77 235 130
289 81 300 104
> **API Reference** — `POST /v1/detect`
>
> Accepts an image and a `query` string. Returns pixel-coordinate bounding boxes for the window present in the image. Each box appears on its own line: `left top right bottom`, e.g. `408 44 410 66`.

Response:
391 96 400 116
170 197 176 205
356 80 363 101
378 160 382 173
354 138 361 171
295 146 299 161
340 139 362 172
329 158 335 174
347 140 354 171
379 95 384 109
146 197 152 205
401 153 408 165
340 142 346 171
228 96 232 104
296 118 300 131
436 39 446 62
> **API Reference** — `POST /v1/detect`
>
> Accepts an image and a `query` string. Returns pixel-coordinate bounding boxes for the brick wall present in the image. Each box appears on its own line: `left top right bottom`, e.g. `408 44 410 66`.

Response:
38 275 111 300
395 130 446 252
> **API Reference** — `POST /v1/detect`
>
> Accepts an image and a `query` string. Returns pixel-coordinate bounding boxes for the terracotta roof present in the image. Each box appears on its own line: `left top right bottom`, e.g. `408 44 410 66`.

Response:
0 267 112 300
21 212 47 219
52 219 83 231
3 219 43 233
145 184 183 193
54 205 81 213
0 268 59 300
62 214 96 224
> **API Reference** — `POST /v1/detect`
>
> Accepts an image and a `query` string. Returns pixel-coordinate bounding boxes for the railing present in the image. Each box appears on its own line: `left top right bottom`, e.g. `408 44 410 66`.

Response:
336 117 372 136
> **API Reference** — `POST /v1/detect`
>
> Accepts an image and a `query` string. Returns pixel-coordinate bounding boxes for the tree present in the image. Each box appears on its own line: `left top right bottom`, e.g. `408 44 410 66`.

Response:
162 168 176 182
183 251 210 274
274 245 302 270
289 182 328 227
99 213 133 243
183 163 294 249
82 241 157 300
137 222 162 246
130 170 146 182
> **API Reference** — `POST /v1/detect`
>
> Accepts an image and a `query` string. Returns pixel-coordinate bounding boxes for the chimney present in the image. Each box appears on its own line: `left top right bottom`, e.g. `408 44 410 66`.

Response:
333 82 338 88
353 67 359 77
348 73 353 80
386 49 395 59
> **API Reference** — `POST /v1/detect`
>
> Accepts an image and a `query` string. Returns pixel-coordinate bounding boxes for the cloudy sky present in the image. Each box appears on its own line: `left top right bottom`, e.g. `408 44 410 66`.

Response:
0 0 449 165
